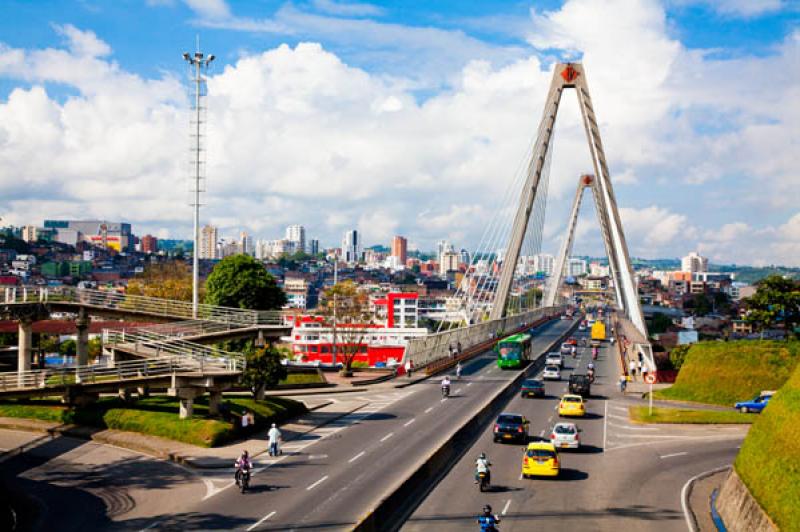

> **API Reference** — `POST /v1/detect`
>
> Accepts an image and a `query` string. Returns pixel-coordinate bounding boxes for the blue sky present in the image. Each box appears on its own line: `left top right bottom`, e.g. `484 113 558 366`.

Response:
0 0 798 265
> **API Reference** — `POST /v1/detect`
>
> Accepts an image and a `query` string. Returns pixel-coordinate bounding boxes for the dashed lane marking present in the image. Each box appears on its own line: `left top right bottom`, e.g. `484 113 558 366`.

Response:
247 511 276 531
502 499 512 515
424 407 434 414
380 433 394 442
660 452 688 459
306 475 328 491
404 418 416 427
348 451 365 463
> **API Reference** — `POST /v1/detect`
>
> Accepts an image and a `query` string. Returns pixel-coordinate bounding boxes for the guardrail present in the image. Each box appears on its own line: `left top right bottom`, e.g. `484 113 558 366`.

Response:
3 286 288 326
103 328 245 365
0 354 241 393
403 306 564 369
107 319 251 340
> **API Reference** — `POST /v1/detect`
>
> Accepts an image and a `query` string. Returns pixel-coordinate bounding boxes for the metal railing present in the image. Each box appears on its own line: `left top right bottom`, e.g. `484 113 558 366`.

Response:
108 319 251 340
0 354 241 393
103 328 246 365
404 306 564 368
3 286 288 326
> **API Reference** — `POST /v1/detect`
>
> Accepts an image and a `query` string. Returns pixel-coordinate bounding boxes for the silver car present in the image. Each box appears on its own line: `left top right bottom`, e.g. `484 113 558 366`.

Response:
545 352 564 368
542 364 561 381
550 422 581 449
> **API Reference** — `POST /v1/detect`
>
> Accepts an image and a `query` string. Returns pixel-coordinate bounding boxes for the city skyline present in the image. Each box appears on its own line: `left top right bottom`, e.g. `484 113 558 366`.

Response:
0 1 797 266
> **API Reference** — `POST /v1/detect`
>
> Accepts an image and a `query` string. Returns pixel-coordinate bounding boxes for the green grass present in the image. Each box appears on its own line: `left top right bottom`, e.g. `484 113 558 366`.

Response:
280 372 326 386
0 395 307 448
735 363 800 530
653 340 800 406
629 406 755 424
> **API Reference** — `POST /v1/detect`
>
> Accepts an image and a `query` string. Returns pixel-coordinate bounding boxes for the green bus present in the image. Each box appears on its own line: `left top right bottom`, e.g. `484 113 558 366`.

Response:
496 333 532 369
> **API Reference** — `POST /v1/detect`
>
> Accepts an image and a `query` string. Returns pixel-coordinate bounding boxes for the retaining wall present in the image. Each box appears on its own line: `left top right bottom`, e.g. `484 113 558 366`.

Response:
716 469 777 532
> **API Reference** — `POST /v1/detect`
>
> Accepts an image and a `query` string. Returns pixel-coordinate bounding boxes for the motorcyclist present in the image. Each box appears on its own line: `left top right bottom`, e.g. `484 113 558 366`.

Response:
234 450 252 485
587 362 595 372
441 376 451 396
477 504 501 531
475 452 491 484
570 345 577 357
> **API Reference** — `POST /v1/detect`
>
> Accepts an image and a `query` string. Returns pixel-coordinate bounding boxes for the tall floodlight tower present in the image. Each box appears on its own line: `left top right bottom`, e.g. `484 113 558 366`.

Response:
183 48 214 318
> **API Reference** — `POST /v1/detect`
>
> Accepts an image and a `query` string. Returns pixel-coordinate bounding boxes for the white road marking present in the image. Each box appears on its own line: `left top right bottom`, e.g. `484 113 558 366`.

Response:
308 454 328 460
607 422 659 431
479 375 485 380
467 382 473 387
424 407 434 414
501 499 512 515
518 473 523 480
539 429 545 437
660 452 688 459
441 397 447 403
381 432 394 442
681 465 730 532
247 511 276 531
202 479 234 501
603 400 608 450
306 475 329 491
348 451 366 463
404 418 416 427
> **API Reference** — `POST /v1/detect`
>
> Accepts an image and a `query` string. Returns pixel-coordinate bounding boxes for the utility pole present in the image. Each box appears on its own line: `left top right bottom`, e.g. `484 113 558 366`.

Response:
183 44 214 318
332 259 338 367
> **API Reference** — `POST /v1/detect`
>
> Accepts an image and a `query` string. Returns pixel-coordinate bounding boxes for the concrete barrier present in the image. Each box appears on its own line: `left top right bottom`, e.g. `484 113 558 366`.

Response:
716 469 777 532
353 319 580 531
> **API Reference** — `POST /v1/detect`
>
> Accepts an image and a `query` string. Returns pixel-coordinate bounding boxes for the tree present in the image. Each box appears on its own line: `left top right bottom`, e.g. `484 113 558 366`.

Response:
668 344 691 370
744 275 800 335
59 339 77 356
127 261 196 301
205 255 286 310
318 280 373 375
241 346 287 400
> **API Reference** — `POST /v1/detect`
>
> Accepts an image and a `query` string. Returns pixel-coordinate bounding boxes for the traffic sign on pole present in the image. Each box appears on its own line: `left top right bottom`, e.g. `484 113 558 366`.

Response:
644 373 656 384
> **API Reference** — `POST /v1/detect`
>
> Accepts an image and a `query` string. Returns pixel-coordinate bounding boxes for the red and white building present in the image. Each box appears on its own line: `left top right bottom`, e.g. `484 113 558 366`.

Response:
289 293 427 367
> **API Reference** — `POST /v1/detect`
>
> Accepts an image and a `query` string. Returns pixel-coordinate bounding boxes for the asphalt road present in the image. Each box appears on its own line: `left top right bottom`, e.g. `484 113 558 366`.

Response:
2 317 578 531
126 317 577 531
404 327 748 532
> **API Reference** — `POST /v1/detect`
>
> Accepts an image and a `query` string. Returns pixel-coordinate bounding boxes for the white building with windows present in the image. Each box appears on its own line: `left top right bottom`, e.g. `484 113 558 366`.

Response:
568 258 588 277
681 251 708 274
342 230 361 264
286 225 306 254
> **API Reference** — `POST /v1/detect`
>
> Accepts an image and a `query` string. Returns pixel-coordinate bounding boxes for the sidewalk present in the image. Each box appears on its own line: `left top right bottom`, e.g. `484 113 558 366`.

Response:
0 396 368 469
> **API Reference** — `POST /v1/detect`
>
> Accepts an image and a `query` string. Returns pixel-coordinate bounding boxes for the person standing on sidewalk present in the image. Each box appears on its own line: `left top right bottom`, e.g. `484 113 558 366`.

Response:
268 423 282 456
629 359 637 378
405 359 412 379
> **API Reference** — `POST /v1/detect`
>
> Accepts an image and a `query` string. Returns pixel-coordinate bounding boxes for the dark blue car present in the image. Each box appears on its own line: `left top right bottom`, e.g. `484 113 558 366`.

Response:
520 379 545 398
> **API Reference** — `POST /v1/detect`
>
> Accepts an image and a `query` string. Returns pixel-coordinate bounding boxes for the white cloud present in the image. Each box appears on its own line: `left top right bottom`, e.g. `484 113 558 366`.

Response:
673 0 786 18
183 0 231 19
55 24 111 57
311 0 385 17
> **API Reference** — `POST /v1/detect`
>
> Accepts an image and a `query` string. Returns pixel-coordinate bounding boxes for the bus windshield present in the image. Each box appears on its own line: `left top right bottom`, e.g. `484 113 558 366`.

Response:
498 344 521 360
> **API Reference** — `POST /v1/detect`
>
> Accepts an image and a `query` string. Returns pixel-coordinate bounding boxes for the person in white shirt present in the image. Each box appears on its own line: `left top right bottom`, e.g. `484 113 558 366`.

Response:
268 423 282 456
475 452 491 484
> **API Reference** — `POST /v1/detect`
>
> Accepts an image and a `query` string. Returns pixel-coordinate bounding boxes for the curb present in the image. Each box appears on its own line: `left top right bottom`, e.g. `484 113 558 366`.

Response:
175 401 369 469
353 319 580 531
682 465 731 532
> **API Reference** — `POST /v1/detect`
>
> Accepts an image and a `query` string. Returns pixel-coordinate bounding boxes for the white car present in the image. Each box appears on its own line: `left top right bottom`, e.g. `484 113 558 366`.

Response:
550 422 581 449
542 364 561 381
560 342 573 355
545 352 564 368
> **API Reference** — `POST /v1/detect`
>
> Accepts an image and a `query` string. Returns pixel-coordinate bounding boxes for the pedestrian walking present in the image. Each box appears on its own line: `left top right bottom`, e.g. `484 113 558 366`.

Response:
619 375 627 393
268 423 282 456
637 360 643 374
457 341 462 356
241 410 251 433
629 359 637 377
404 359 412 378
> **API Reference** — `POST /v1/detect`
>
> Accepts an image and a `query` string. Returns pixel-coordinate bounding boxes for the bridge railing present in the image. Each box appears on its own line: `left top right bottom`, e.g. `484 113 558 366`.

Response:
404 306 564 369
4 286 289 326
103 328 246 365
0 354 240 393
107 319 248 340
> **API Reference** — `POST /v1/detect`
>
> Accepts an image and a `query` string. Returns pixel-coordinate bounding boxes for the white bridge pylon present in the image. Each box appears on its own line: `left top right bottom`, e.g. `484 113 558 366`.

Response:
490 62 648 342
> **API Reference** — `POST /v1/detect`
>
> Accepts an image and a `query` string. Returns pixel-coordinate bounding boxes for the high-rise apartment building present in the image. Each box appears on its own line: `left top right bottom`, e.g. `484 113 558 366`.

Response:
239 231 254 256
286 225 306 254
681 251 708 274
567 258 588 277
392 236 408 265
140 235 158 254
440 250 459 276
309 239 320 256
200 225 218 259
534 253 555 276
342 230 361 264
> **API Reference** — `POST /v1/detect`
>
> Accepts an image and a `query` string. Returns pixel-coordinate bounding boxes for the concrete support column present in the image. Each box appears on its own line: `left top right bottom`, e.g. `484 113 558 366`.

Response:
208 389 222 416
137 386 150 398
76 308 90 367
18 319 33 375
179 396 194 419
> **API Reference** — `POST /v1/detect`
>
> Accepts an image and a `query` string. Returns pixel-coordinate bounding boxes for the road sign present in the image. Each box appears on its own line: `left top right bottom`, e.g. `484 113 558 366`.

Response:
644 373 657 384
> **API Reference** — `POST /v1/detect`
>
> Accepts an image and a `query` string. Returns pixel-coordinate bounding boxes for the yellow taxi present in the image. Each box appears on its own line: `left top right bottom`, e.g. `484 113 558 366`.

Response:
558 394 586 417
521 441 560 478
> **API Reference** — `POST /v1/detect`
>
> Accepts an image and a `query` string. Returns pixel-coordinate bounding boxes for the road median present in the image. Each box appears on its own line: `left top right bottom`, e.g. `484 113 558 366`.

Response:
354 318 579 531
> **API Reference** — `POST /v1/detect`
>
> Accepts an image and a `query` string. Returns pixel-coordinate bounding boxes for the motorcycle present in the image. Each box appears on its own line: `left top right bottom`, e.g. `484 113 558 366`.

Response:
477 471 490 492
592 348 598 360
442 385 450 398
235 466 252 493
587 369 595 383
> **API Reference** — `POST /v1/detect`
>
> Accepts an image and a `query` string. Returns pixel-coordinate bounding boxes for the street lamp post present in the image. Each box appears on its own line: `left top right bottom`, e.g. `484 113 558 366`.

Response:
332 259 338 368
183 49 214 319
